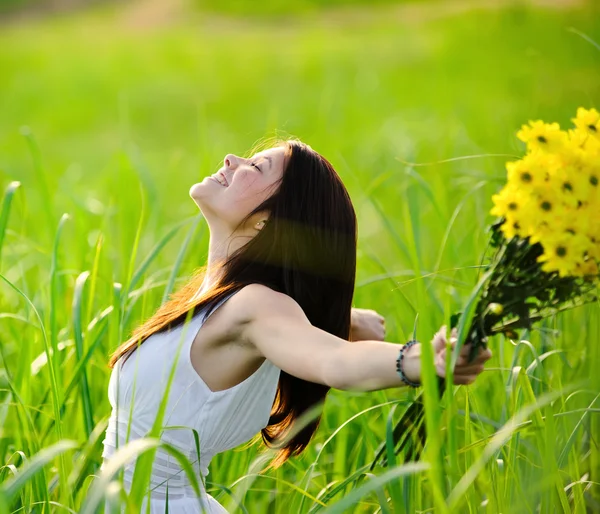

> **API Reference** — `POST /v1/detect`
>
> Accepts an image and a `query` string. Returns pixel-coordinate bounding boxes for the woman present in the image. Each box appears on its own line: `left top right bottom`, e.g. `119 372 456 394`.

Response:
101 140 491 513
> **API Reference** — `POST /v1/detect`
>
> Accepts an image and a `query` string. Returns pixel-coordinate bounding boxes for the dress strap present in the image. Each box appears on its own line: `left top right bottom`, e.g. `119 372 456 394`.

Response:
201 288 244 325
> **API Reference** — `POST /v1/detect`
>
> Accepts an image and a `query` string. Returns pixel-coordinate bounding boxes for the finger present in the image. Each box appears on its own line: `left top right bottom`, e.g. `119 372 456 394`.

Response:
469 346 493 362
456 352 492 368
459 343 472 357
431 325 447 352
455 355 468 367
457 346 491 365
434 348 446 365
440 354 485 374
435 358 447 377
453 374 477 385
460 344 489 361
455 364 485 375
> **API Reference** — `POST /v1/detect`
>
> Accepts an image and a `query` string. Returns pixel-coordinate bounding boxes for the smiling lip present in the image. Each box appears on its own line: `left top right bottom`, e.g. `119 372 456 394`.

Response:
218 172 229 186
209 176 227 187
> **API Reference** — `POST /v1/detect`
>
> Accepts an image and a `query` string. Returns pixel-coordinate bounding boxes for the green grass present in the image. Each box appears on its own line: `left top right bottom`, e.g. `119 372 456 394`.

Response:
1 1 600 512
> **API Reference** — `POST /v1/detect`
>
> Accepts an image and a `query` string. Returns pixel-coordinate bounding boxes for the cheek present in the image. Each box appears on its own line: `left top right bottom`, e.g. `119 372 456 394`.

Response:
228 176 270 206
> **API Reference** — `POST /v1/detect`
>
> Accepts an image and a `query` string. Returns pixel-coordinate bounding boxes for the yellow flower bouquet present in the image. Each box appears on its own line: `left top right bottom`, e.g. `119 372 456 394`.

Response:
458 107 600 352
373 108 600 467
491 107 599 279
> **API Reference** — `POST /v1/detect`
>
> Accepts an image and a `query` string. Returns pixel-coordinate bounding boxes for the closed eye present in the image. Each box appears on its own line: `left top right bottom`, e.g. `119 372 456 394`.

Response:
251 162 261 171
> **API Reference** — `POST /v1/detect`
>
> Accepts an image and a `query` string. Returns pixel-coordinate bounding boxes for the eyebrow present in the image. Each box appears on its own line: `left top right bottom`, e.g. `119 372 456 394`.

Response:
252 154 272 170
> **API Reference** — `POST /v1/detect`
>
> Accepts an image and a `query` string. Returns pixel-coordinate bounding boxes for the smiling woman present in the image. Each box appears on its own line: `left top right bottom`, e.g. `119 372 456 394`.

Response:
101 139 491 513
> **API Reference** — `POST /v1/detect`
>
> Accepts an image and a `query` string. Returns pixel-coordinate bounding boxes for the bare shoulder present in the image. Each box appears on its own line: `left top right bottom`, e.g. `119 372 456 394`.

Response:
233 283 309 323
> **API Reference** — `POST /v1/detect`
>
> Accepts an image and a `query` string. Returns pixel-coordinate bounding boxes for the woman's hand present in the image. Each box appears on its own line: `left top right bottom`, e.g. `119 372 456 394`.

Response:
350 308 386 342
431 325 492 385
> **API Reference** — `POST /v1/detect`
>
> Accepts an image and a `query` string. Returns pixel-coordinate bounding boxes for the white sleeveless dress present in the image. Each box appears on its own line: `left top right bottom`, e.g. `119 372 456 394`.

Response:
100 289 281 513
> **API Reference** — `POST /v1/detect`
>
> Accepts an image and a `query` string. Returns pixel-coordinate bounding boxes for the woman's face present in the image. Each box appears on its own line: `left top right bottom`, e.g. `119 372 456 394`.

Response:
189 146 287 233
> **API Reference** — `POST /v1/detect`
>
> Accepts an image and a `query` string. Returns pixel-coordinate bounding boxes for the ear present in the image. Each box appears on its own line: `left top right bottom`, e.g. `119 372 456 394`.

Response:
252 210 270 231
254 219 267 231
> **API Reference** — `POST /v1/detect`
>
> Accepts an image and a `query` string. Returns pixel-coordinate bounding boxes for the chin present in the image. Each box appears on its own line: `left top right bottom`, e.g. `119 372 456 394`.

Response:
189 182 207 209
189 180 209 199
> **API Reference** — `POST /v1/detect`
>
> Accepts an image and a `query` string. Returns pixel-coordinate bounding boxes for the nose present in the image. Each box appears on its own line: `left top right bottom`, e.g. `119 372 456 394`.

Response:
224 154 238 169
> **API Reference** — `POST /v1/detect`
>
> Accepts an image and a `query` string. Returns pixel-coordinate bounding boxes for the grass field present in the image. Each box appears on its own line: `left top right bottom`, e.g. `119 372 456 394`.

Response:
1 0 600 512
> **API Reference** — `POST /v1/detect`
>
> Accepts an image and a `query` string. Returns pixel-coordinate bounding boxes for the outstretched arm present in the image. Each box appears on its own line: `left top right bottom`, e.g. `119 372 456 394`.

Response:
240 284 491 392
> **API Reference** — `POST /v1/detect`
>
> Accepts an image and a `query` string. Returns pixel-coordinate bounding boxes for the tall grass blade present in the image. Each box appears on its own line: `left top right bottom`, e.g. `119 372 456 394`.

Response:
567 27 600 52
384 404 403 511
0 273 63 443
122 182 146 319
72 271 94 438
80 438 205 514
40 315 109 442
162 215 203 304
0 440 78 504
306 465 381 513
558 392 600 467
124 216 193 306
374 264 500 468
418 320 448 510
0 181 20 269
49 213 70 404
128 312 198 509
320 463 429 514
67 418 109 495
430 181 487 278
447 383 580 511
20 127 54 237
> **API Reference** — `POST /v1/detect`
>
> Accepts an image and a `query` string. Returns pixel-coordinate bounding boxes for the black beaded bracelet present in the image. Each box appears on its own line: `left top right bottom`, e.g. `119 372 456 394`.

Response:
396 340 421 388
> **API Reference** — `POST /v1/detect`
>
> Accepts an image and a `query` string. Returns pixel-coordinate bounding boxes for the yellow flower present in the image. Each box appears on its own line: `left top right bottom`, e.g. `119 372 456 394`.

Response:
580 153 600 200
490 186 539 239
572 107 600 136
534 190 566 218
527 194 570 245
561 133 600 180
505 153 549 190
490 186 526 218
537 232 589 277
545 163 590 208
517 120 568 153
567 128 600 157
500 214 525 240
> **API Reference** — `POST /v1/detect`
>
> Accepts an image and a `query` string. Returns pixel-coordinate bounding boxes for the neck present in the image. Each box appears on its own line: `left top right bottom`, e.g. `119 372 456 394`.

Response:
200 227 252 295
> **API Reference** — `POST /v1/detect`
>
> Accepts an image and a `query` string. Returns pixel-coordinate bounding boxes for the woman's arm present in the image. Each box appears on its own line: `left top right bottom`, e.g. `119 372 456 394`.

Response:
239 284 490 392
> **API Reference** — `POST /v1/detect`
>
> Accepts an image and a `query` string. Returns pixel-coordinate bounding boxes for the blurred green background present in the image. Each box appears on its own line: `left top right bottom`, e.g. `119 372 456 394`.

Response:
1 0 599 512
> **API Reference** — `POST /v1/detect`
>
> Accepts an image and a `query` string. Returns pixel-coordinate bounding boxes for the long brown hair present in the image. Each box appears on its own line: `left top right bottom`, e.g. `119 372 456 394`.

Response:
108 139 357 469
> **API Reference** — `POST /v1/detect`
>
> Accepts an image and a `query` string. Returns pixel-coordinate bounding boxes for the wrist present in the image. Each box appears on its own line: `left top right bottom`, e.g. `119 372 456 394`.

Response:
397 341 422 386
